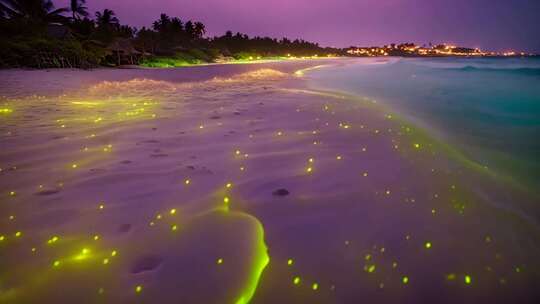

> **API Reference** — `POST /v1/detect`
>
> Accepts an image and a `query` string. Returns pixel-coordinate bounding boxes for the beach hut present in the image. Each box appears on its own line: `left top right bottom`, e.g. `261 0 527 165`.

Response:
107 38 141 66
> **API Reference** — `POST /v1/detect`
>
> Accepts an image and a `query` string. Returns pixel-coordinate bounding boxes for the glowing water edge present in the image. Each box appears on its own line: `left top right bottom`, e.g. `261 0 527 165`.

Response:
0 60 539 304
306 57 540 192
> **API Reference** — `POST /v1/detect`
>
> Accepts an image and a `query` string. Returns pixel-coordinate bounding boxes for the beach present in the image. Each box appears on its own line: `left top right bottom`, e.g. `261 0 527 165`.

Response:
0 59 539 303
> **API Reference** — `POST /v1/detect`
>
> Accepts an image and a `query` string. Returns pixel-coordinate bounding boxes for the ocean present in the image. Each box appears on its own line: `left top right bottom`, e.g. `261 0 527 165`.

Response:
306 57 540 192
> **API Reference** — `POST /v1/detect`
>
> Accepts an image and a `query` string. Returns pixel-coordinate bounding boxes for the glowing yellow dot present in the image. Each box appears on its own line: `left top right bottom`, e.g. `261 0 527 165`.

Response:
226 183 232 188
402 276 409 284
170 209 177 215
217 258 223 264
235 150 241 155
53 260 61 267
0 235 5 241
336 155 342 160
156 214 162 220
111 250 117 257
47 236 59 244
425 242 432 249
71 164 78 169
367 265 376 273
15 231 22 237
277 131 283 136
306 167 313 173
93 235 99 241
312 283 319 290
385 190 391 195
184 179 190 185
103 258 109 265
199 125 204 129
414 143 420 149
135 285 143 293
9 191 16 196
171 225 178 231
224 197 230 204
98 204 105 210
362 172 368 177
464 275 472 284
240 166 245 171
446 273 456 280
293 277 301 285
308 158 314 163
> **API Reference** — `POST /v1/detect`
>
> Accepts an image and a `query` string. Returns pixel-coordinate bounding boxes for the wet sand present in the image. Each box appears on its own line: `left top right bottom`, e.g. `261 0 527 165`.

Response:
0 60 539 303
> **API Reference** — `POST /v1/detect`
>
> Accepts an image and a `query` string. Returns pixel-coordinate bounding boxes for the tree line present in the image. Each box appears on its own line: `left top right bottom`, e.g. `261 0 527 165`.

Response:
0 0 341 68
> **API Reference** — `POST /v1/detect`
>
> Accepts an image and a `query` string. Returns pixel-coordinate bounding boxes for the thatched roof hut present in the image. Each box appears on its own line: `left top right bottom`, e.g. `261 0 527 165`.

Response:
107 38 141 65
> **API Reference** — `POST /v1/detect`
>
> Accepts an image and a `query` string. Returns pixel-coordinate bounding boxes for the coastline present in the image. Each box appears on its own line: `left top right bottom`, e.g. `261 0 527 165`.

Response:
300 84 540 223
1 60 539 303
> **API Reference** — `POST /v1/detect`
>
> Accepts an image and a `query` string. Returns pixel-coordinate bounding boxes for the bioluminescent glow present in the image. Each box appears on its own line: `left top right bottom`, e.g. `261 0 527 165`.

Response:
1 64 537 304
233 212 270 304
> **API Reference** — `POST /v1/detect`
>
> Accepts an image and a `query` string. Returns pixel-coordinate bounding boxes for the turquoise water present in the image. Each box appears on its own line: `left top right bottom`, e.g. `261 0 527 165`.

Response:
307 57 540 191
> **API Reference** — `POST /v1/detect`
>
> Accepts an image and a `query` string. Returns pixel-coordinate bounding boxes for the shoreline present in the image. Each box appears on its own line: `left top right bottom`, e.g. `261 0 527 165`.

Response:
0 57 344 72
1 54 536 72
295 85 540 226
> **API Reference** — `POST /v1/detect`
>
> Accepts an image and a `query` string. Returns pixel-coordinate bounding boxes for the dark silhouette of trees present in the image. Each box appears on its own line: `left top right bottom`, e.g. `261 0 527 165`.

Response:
0 0 339 68
184 20 194 39
134 26 159 54
0 0 68 24
69 0 88 20
152 13 170 32
146 13 208 54
94 8 119 43
193 21 205 39
95 8 118 28
210 31 334 59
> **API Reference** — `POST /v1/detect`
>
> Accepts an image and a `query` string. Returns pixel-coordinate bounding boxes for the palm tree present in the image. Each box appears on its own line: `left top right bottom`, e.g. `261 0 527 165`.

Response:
152 13 170 33
0 0 69 24
95 8 118 28
69 0 87 20
193 21 206 39
184 20 194 39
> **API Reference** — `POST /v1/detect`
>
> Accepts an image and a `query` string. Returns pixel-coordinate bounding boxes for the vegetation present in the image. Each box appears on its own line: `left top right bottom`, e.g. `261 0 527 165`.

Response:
0 0 341 68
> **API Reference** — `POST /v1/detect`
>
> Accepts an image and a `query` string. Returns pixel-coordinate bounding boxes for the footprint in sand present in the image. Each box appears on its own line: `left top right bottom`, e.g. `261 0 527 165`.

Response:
272 188 290 196
130 255 163 274
35 188 61 196
118 223 132 233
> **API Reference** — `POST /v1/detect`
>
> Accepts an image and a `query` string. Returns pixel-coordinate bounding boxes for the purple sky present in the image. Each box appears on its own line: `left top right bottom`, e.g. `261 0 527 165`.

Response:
57 0 540 52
